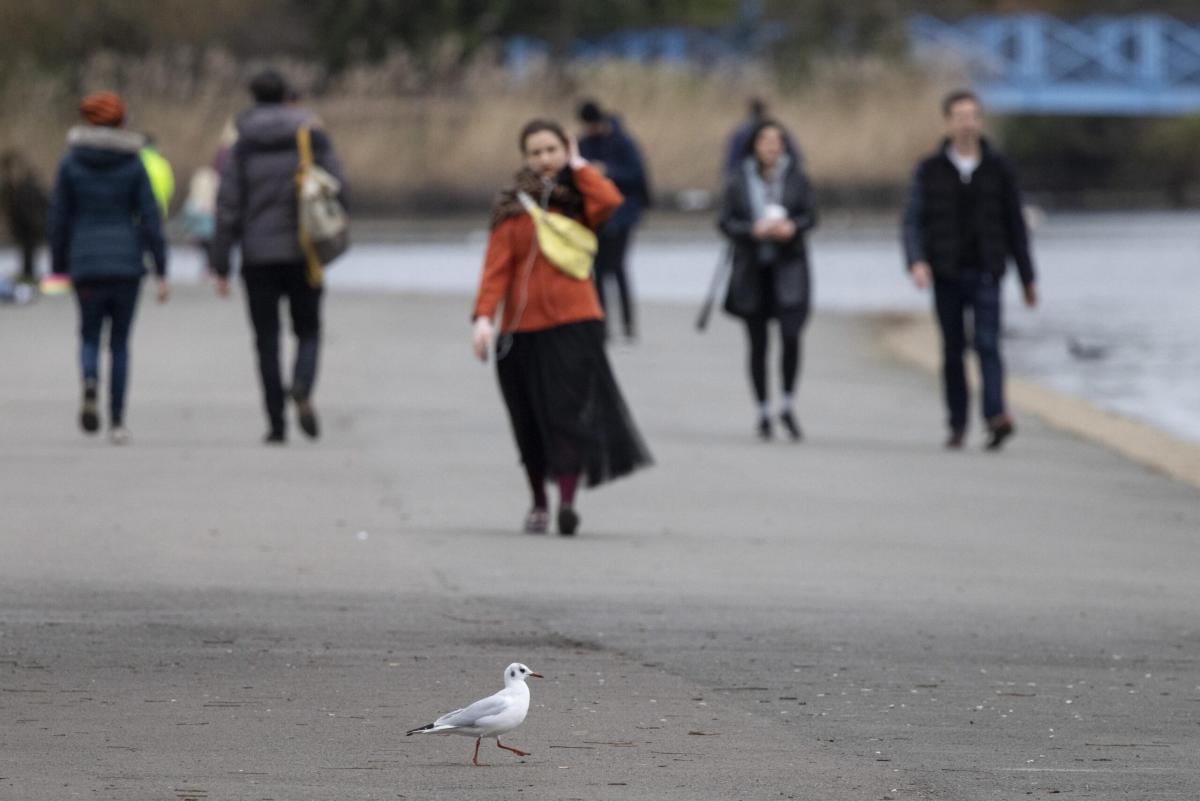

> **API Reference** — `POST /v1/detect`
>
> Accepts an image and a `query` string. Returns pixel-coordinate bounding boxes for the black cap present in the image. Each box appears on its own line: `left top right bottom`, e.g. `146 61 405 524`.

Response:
578 100 604 123
249 69 289 104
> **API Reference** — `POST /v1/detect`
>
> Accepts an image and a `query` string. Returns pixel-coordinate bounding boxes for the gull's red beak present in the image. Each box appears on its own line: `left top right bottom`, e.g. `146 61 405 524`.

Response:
528 671 544 679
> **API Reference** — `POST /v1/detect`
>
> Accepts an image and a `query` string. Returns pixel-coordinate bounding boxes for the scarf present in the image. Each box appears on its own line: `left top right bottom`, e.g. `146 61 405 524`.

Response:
743 154 791 264
491 166 585 229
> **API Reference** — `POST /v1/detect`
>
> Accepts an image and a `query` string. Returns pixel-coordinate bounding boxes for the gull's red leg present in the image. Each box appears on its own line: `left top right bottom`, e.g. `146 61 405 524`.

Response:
496 739 531 757
472 736 485 766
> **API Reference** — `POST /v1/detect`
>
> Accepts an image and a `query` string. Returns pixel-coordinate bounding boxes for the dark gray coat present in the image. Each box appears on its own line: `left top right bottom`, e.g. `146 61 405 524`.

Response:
211 104 347 276
717 160 817 319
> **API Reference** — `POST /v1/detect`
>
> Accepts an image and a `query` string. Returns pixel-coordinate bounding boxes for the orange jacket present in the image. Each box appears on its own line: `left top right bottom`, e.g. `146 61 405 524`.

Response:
472 164 623 333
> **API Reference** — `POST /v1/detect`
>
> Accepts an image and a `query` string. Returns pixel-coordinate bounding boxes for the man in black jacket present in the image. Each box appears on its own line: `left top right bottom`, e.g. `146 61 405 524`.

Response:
902 89 1038 451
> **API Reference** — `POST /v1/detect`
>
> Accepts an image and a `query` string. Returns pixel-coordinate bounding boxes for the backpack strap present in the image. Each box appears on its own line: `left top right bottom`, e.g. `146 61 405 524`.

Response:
295 126 323 287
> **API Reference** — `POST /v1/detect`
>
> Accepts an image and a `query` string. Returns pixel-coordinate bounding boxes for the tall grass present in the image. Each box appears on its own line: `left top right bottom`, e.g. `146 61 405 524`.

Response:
0 50 964 211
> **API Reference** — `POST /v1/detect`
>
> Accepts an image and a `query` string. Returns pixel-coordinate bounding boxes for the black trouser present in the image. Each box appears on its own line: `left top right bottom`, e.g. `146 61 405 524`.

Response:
744 307 808 405
17 239 37 282
241 262 322 435
592 226 635 338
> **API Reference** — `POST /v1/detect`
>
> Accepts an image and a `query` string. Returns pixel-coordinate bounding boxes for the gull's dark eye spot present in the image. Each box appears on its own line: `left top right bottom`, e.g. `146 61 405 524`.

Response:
520 667 526 673
510 670 516 678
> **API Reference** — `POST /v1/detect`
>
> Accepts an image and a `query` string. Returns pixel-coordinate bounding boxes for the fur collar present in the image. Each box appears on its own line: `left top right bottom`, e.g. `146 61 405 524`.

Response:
67 125 146 153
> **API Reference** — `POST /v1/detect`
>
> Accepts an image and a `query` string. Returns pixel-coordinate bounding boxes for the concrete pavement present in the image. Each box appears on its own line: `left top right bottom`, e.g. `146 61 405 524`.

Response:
1 287 1197 800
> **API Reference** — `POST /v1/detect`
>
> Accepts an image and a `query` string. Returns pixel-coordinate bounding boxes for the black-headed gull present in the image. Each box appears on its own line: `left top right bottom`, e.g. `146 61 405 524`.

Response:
406 662 544 766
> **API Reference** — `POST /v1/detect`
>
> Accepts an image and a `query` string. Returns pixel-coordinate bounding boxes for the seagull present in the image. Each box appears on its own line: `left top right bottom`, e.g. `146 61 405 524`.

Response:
1068 337 1111 361
406 662 544 766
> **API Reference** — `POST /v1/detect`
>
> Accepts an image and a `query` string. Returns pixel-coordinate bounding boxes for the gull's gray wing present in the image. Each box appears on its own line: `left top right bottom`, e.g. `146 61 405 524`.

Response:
434 693 507 728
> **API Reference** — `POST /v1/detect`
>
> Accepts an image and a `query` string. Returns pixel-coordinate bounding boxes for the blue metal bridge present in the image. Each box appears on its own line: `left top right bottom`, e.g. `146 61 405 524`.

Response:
910 14 1200 116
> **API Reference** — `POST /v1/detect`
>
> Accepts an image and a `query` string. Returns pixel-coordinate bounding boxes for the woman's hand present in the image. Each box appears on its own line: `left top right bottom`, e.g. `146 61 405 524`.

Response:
753 219 795 241
155 278 170 304
568 135 588 170
472 316 496 362
770 220 796 241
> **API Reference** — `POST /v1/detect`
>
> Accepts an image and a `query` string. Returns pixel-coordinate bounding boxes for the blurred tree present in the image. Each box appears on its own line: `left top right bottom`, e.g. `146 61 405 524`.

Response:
292 0 737 71
0 0 303 72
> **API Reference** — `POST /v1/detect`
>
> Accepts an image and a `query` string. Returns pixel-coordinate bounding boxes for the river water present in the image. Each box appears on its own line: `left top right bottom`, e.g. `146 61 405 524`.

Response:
9 211 1199 443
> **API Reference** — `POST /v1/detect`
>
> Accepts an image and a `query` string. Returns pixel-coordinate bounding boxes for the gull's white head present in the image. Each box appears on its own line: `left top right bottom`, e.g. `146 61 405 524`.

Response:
504 662 544 685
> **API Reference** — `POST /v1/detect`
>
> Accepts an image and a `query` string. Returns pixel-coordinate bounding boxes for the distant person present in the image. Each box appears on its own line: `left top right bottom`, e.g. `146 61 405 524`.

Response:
471 119 652 536
211 69 347 444
138 135 175 220
718 120 817 441
181 165 218 261
0 150 49 284
48 92 169 444
902 89 1037 450
723 98 798 175
576 99 651 342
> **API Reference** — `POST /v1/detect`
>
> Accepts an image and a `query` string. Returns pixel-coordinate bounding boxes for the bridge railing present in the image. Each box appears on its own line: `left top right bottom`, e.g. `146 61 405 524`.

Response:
910 14 1200 115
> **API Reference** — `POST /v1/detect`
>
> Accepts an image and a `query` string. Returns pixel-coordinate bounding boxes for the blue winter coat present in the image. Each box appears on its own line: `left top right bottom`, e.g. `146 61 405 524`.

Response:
578 116 651 232
49 126 166 282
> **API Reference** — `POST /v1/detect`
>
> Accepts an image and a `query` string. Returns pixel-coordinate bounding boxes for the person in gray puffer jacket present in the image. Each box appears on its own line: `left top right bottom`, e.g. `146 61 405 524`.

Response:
211 69 347 444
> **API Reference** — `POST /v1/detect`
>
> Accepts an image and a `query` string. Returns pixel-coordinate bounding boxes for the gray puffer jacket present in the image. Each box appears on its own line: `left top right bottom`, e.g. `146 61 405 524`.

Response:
211 104 347 276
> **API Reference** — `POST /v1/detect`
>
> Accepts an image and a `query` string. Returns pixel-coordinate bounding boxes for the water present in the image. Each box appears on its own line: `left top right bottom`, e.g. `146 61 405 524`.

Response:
7 212 1198 442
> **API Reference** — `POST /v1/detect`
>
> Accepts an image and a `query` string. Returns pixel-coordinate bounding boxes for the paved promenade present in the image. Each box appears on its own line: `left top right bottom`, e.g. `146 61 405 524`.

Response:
1 288 1197 800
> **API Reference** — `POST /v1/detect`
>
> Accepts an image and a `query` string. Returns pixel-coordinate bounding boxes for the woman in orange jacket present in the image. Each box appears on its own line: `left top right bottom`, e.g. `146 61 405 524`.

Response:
472 119 652 536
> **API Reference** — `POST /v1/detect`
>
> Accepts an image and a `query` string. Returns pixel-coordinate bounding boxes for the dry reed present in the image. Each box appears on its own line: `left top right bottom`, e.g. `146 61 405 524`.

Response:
0 50 966 210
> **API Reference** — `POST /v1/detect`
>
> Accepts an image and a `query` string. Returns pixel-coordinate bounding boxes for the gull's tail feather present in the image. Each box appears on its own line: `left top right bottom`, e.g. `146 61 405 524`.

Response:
406 723 435 736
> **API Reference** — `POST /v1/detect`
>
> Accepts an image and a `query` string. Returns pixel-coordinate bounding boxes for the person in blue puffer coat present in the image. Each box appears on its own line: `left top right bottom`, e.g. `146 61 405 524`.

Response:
48 92 168 444
577 100 651 343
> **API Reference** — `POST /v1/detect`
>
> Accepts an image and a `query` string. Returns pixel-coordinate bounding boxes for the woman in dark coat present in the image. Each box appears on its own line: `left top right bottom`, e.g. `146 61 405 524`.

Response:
718 120 817 441
0 150 49 284
48 92 168 444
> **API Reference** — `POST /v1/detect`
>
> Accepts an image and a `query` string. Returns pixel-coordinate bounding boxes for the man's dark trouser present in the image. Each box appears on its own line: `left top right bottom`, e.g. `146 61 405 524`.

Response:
592 226 635 338
75 278 141 426
18 240 37 282
241 262 322 436
933 271 1005 433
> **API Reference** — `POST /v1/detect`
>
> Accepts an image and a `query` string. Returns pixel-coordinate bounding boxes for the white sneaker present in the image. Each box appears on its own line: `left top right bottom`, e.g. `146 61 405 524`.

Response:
109 426 130 446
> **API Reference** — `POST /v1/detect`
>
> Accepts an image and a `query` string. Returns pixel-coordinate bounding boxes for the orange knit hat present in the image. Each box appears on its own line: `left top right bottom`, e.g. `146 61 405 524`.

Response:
79 92 126 127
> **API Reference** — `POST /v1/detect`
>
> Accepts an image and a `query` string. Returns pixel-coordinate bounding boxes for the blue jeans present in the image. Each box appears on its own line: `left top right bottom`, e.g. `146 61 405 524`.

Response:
933 272 1005 432
75 279 142 425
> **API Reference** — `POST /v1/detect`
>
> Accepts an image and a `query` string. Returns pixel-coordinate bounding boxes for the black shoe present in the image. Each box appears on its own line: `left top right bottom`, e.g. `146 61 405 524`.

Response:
557 506 580 536
263 431 286 445
945 429 966 450
985 416 1015 451
79 382 99 435
293 392 320 440
757 417 773 441
779 410 803 442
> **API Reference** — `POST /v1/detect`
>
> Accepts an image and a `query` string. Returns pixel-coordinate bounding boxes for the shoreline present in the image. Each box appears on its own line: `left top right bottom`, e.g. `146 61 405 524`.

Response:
878 312 1200 491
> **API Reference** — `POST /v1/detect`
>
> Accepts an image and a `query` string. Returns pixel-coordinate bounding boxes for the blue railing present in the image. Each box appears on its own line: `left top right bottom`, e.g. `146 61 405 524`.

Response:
910 14 1200 115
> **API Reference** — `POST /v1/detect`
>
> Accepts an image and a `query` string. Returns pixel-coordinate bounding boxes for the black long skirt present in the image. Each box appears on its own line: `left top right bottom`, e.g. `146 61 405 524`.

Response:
496 320 652 488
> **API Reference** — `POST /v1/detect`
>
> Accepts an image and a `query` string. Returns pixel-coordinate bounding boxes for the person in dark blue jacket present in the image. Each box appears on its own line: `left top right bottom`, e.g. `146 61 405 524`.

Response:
577 100 651 342
49 92 168 444
723 98 799 176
